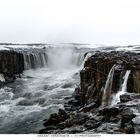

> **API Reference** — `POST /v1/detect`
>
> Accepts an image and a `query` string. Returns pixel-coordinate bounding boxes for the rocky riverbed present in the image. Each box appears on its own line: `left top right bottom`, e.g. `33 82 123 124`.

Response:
0 44 90 133
39 49 140 134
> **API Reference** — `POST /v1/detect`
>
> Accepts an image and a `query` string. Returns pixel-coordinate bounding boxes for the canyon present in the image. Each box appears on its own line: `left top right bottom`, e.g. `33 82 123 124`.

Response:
39 45 140 134
0 44 140 134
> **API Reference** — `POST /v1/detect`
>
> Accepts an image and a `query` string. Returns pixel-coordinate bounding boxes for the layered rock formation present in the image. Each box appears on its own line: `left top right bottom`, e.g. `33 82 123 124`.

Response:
0 47 48 86
67 51 139 108
39 50 140 134
39 93 140 134
0 50 24 85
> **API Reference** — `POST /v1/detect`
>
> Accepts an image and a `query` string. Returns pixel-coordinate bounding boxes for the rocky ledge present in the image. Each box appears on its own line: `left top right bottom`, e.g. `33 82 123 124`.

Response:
39 93 140 134
0 50 24 86
39 50 140 134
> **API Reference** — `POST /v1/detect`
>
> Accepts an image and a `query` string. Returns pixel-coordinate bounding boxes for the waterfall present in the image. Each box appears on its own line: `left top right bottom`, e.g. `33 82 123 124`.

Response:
0 46 89 133
121 70 131 92
73 52 84 66
23 47 86 70
23 52 48 70
111 70 131 106
80 52 92 69
101 65 116 107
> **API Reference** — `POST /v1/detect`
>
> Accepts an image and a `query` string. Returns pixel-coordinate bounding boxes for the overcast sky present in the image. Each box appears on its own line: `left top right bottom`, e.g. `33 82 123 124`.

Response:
0 0 140 45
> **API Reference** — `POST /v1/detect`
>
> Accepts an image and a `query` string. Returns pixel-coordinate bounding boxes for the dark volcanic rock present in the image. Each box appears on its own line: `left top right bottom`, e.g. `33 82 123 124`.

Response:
78 51 140 107
0 50 24 85
39 50 140 134
120 107 136 126
100 107 120 116
43 109 70 127
0 50 24 75
95 123 120 134
4 74 16 83
80 102 96 112
120 93 140 103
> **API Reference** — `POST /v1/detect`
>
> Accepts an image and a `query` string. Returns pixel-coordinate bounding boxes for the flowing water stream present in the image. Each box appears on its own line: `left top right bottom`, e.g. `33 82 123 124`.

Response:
111 70 131 106
0 47 85 134
0 45 133 133
101 65 116 107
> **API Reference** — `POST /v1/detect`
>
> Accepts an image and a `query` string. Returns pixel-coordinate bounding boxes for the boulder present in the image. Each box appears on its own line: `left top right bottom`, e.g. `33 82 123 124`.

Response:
43 109 70 127
120 93 140 103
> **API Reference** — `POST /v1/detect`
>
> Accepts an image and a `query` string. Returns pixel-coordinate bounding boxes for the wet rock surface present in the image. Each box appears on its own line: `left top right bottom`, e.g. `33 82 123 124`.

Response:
39 93 140 134
0 50 24 85
39 50 140 134
80 51 140 106
0 46 48 86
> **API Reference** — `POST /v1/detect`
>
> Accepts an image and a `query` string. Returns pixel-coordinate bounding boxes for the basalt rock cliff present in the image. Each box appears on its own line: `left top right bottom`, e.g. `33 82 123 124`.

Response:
0 50 24 85
78 51 140 107
0 47 48 86
39 50 140 134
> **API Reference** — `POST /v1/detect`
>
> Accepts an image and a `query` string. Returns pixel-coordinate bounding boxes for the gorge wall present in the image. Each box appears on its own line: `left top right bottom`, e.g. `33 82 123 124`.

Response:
0 50 24 74
0 50 24 85
39 50 140 134
1 45 140 134
0 47 48 85
77 51 140 107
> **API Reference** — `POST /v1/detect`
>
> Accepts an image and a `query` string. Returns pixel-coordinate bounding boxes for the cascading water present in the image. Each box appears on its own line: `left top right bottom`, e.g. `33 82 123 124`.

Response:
101 65 116 107
23 52 48 70
80 52 92 69
121 70 131 92
111 70 131 106
0 47 85 134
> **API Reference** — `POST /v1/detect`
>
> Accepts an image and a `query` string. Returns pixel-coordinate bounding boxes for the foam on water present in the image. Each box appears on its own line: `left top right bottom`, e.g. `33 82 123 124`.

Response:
0 47 83 133
111 70 131 106
0 68 78 133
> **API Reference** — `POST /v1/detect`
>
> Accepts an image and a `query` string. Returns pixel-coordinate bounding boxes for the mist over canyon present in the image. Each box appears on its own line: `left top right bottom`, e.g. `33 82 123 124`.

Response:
0 43 140 134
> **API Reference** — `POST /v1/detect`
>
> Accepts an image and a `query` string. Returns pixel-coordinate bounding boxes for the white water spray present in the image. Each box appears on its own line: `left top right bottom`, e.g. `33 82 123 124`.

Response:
101 65 116 107
111 70 131 106
47 47 85 70
80 52 92 69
